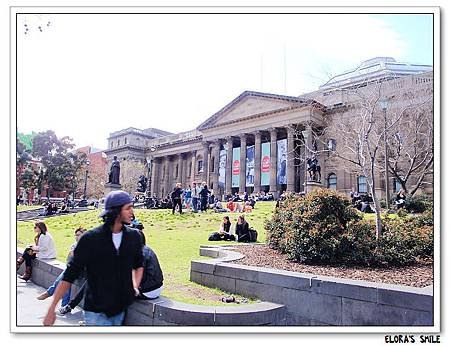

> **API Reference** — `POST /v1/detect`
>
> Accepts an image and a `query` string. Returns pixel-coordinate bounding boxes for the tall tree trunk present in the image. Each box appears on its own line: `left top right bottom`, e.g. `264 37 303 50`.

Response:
369 162 382 239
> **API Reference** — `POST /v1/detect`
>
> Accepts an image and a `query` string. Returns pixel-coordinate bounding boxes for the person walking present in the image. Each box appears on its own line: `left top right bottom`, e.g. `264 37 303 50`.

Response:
171 183 183 214
183 186 192 212
43 190 144 326
17 221 56 281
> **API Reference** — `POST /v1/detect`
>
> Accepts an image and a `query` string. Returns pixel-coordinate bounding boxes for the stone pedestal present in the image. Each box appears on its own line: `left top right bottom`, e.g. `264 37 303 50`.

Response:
305 180 323 193
104 183 122 195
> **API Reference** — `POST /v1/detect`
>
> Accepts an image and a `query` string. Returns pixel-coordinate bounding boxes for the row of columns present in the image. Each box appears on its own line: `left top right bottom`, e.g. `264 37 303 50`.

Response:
149 125 311 198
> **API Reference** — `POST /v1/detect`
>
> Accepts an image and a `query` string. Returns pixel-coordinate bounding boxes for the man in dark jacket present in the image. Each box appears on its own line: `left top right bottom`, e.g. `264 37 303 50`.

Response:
199 182 210 212
43 190 144 326
171 182 183 214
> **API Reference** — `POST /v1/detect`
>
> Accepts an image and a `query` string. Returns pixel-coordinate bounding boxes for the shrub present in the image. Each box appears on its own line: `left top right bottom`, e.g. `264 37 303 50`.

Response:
265 189 434 267
405 194 433 213
265 189 362 264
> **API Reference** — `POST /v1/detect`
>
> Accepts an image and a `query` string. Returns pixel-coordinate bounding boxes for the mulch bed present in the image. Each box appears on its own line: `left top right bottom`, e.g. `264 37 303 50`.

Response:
231 244 433 288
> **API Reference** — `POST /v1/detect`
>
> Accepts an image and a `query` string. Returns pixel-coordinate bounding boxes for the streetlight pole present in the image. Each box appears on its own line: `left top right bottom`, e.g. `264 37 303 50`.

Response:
146 145 157 198
83 160 90 199
379 98 390 209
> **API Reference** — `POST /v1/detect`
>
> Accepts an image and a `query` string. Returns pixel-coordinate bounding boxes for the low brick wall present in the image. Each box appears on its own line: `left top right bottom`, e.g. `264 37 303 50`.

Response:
190 246 434 326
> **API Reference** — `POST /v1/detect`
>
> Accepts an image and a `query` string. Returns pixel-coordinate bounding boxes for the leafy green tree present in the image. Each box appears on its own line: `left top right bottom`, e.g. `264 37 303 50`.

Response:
31 131 87 197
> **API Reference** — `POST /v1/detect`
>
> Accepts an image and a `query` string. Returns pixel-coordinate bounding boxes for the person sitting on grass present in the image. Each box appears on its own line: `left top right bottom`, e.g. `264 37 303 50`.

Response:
235 215 250 242
226 199 235 212
218 216 235 241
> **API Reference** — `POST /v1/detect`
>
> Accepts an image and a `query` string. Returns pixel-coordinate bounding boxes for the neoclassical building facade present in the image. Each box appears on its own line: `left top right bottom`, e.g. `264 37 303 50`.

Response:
104 57 434 199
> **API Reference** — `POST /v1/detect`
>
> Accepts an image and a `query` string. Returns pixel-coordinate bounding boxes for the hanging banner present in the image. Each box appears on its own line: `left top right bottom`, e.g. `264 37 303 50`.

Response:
232 147 240 188
277 139 287 185
261 142 270 186
218 148 226 189
246 145 255 187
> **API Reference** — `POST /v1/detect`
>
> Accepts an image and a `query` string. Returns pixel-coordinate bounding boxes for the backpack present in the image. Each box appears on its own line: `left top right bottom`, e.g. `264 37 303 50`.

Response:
249 228 258 242
208 232 222 241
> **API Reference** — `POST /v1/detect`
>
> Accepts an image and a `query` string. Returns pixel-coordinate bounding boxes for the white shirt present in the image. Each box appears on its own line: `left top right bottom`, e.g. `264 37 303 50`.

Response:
112 232 123 250
36 233 57 259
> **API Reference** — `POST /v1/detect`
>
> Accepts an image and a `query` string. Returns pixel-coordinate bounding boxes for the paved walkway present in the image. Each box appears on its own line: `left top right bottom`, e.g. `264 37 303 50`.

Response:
16 278 83 327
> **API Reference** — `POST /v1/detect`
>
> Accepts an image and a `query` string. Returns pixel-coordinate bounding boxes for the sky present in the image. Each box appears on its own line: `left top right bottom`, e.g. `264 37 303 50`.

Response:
16 10 434 150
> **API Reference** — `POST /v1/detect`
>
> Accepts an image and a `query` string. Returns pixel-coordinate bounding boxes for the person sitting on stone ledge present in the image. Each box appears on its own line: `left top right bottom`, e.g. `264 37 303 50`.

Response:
135 230 164 300
17 221 56 281
36 228 85 307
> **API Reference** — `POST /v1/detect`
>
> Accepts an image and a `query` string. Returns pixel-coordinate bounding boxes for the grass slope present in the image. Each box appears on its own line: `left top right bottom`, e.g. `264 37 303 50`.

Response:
17 202 276 305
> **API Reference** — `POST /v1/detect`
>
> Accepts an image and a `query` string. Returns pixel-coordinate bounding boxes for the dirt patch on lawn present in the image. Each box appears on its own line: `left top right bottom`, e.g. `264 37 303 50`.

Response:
231 244 433 288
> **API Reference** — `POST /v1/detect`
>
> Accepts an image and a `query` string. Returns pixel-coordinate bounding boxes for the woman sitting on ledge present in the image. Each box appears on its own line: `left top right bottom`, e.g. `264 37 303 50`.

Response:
16 221 56 281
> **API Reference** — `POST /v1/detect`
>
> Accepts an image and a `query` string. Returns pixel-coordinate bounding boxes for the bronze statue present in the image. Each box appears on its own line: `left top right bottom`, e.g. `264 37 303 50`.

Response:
108 156 121 185
306 156 321 182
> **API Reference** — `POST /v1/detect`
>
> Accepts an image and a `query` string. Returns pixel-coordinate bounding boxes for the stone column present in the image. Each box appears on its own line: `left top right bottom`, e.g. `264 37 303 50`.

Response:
269 128 278 195
202 142 209 184
150 157 158 197
286 125 295 192
191 150 196 183
163 157 170 198
212 140 221 192
178 154 185 186
225 136 233 196
254 131 262 193
239 134 247 194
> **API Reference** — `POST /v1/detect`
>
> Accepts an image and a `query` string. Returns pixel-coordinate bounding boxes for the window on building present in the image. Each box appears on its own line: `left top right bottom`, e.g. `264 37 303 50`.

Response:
327 173 337 190
197 160 204 173
175 164 179 178
327 139 336 151
393 179 402 193
110 142 113 148
124 137 127 145
210 157 215 172
117 139 120 146
358 176 367 193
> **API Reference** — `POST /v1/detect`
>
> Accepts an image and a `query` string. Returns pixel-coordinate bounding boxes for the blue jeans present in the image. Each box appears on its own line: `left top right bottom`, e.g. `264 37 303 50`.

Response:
84 311 125 326
192 197 199 212
47 271 71 307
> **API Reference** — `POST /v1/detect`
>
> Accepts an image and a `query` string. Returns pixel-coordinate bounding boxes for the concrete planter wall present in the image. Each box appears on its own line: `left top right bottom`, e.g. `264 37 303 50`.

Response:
190 246 433 326
16 249 286 326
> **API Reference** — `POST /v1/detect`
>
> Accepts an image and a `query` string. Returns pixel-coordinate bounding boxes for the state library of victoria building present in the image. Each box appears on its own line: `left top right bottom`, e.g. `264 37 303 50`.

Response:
104 57 434 200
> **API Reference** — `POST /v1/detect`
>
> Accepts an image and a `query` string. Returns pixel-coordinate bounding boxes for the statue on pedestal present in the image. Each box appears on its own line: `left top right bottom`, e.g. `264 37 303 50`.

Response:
306 155 321 182
108 156 121 185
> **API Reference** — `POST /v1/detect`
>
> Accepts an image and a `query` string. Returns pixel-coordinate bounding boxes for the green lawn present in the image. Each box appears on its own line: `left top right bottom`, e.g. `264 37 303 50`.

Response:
17 202 276 305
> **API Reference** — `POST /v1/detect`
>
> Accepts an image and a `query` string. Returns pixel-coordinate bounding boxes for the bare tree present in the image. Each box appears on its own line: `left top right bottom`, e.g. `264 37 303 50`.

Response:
386 103 433 196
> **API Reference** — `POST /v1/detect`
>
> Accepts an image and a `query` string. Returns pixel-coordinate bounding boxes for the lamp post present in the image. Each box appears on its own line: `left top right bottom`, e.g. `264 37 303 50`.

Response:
83 159 90 199
301 129 309 193
379 98 390 209
146 145 157 198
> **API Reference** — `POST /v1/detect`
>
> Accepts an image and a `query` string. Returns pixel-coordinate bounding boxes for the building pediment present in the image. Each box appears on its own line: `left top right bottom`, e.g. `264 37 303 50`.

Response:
197 91 309 130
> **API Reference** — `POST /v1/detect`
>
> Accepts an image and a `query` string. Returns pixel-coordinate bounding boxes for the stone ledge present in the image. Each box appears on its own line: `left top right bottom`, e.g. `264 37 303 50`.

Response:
192 245 434 326
125 296 286 326
17 248 286 326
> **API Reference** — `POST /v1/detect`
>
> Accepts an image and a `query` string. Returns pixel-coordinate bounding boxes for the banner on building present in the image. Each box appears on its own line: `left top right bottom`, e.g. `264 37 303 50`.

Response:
246 145 255 187
277 139 287 185
218 148 226 189
261 142 270 186
232 147 240 188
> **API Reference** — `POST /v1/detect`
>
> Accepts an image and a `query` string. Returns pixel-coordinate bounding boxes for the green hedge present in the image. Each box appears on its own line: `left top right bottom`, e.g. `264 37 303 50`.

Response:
265 189 433 267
